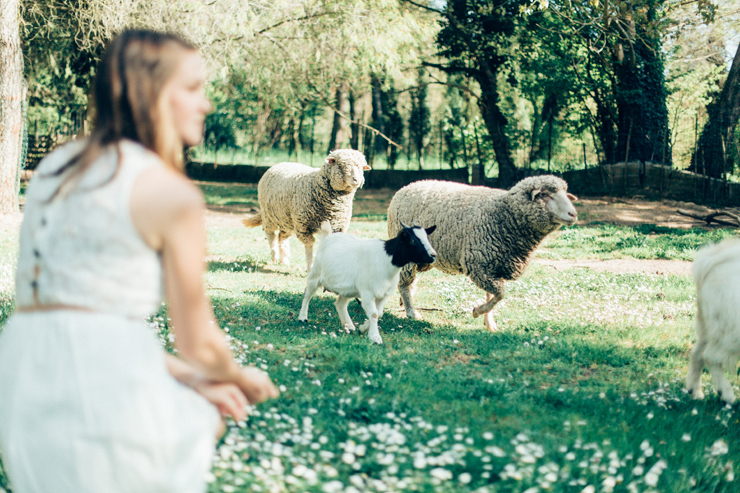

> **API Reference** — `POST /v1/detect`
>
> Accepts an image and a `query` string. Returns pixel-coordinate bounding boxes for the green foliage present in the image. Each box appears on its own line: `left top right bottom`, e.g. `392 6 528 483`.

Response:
21 1 101 133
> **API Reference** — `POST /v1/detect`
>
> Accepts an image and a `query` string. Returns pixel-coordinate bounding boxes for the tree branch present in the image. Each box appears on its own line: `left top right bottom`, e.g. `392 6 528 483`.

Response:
264 35 402 149
257 11 334 36
402 0 443 14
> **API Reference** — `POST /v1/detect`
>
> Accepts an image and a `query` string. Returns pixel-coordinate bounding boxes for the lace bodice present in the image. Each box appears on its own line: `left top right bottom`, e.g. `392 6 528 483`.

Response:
15 139 165 319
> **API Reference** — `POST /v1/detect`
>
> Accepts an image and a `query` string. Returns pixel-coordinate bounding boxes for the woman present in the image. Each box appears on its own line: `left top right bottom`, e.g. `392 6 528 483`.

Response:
0 29 278 492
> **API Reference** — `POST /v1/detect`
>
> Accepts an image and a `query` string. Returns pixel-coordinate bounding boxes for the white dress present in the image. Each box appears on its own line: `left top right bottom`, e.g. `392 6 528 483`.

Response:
0 140 220 493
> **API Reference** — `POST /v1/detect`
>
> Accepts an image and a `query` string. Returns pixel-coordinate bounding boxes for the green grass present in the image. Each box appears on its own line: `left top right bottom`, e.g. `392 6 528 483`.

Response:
540 224 738 261
2 189 740 493
198 182 259 209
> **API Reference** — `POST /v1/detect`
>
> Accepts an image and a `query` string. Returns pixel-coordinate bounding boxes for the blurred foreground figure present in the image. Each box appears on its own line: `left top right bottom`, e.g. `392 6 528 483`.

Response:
0 29 278 493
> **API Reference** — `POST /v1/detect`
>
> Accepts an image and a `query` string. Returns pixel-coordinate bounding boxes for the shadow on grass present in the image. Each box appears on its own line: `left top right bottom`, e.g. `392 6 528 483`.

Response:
207 257 293 276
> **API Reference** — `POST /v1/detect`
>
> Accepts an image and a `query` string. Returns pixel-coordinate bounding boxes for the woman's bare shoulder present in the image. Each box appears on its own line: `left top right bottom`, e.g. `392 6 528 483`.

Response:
130 166 204 250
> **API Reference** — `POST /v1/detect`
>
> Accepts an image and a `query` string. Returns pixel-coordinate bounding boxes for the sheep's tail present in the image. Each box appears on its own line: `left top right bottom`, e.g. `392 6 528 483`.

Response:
693 239 740 289
242 211 263 228
318 220 332 240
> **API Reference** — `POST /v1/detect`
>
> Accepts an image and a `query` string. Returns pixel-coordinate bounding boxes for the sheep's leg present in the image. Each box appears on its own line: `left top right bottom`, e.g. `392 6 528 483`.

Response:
298 275 321 322
278 231 291 266
297 232 316 273
707 361 736 404
469 276 506 331
264 228 279 264
398 265 421 320
477 293 503 332
304 240 315 273
686 342 706 400
472 292 503 326
334 296 355 332
376 296 389 320
686 316 706 399
358 295 382 344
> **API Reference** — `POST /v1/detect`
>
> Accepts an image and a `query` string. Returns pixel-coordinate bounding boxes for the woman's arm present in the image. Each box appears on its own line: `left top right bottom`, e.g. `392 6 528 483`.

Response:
131 165 279 405
165 354 249 420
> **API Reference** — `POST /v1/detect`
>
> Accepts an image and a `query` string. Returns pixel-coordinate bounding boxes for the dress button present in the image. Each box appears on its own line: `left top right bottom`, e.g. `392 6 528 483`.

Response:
31 280 38 289
41 218 47 226
33 249 40 258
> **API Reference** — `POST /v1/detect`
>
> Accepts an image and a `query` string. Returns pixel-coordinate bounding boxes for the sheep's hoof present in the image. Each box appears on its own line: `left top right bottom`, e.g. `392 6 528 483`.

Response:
720 390 737 405
297 318 307 324
369 334 383 345
688 387 704 400
406 309 422 320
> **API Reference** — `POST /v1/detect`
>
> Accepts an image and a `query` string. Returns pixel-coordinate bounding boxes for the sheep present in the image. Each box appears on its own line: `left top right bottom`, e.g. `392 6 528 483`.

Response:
242 149 370 272
298 221 437 344
686 239 740 404
387 175 577 331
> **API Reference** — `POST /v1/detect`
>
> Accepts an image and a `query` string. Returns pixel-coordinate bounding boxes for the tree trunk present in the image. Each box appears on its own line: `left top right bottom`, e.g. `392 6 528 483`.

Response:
613 32 670 166
327 87 347 153
348 90 359 150
475 73 517 186
0 0 23 214
370 74 386 158
693 43 740 178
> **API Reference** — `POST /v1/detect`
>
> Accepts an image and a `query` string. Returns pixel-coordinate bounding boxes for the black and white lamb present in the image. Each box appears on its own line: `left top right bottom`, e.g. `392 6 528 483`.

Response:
298 221 437 344
686 239 740 404
242 149 370 272
387 176 577 331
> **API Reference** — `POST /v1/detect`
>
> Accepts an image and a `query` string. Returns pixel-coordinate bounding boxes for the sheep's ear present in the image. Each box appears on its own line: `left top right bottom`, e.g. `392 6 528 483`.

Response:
362 164 371 170
530 189 542 201
567 192 578 201
326 157 336 166
425 225 437 235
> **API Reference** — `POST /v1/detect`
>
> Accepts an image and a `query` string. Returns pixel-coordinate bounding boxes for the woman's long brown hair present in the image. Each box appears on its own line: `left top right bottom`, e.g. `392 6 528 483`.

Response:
44 29 196 198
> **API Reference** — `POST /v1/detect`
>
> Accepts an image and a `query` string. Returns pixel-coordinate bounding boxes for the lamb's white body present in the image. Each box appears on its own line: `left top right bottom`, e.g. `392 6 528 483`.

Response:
686 239 740 403
298 223 436 344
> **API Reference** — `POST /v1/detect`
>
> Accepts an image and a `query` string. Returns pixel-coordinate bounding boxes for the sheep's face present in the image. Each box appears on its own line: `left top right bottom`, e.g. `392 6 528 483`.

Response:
510 176 577 232
534 188 578 227
324 149 370 193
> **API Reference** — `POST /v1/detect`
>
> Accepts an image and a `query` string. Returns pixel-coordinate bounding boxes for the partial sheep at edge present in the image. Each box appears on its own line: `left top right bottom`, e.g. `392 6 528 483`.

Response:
687 238 740 404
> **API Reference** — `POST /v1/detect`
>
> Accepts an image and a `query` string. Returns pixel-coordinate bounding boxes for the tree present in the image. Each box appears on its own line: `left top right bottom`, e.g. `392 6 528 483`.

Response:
0 0 24 214
415 0 525 185
538 0 671 165
692 43 740 177
409 68 430 168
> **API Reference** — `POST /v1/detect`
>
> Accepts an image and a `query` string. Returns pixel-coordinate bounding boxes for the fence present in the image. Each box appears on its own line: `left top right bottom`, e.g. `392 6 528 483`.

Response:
562 162 740 207
185 161 470 189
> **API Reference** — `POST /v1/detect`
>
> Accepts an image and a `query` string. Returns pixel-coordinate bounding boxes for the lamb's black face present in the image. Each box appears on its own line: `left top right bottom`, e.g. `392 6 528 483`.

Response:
402 226 437 264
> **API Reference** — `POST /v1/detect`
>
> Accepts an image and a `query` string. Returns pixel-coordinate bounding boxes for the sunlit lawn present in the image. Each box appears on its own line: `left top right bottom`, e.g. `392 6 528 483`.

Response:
1 185 740 492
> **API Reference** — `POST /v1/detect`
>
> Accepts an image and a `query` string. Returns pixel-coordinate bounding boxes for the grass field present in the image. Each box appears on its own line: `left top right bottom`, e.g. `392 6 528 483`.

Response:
1 186 740 493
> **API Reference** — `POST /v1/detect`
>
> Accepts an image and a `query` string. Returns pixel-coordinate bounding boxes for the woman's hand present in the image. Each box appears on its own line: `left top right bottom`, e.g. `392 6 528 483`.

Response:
236 367 280 404
192 380 249 421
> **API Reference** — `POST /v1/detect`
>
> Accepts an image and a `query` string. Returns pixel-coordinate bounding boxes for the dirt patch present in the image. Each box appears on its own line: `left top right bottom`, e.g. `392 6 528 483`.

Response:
572 196 718 229
534 258 692 276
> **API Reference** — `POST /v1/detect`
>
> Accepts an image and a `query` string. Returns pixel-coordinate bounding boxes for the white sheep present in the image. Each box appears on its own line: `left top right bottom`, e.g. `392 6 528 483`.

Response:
242 149 369 272
387 175 577 331
298 221 437 344
686 238 740 404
